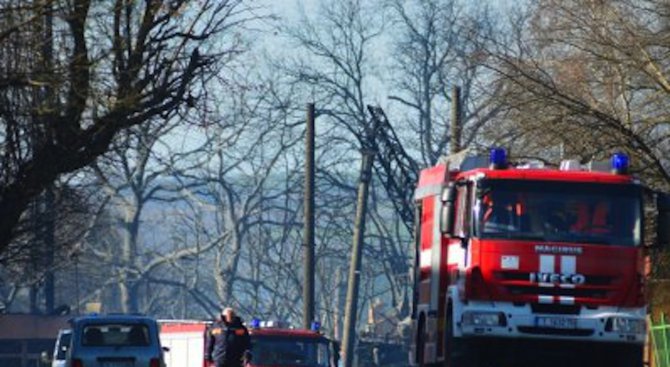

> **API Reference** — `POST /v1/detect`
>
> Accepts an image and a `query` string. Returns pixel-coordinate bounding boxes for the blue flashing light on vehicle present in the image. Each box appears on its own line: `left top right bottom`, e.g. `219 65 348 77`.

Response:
310 321 320 332
489 147 507 169
251 318 261 329
612 152 629 174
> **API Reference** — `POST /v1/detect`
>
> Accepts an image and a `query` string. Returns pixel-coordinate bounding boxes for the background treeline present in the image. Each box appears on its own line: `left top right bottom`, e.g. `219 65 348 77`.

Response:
0 0 668 339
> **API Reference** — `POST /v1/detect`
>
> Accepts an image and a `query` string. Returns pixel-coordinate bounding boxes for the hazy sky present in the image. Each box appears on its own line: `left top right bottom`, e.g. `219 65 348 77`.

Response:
262 0 520 20
255 0 520 52
252 0 519 104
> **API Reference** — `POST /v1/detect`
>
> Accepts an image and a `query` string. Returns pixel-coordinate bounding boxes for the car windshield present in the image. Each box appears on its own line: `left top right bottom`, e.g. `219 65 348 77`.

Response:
251 336 330 367
81 323 150 347
475 179 642 246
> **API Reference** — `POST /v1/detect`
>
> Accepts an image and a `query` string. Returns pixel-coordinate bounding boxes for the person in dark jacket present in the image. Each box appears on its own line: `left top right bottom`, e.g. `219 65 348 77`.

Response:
206 307 251 367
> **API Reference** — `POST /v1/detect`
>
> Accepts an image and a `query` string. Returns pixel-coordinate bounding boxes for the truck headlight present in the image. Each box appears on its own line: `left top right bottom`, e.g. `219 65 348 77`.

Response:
606 317 645 334
462 312 506 327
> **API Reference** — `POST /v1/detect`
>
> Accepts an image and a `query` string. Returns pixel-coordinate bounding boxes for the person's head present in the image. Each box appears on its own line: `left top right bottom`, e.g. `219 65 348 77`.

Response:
545 202 569 231
221 307 235 323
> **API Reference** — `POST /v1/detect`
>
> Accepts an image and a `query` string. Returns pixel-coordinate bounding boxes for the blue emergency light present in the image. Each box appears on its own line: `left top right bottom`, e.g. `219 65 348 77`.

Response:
310 321 321 332
251 318 261 328
611 152 629 174
489 147 507 169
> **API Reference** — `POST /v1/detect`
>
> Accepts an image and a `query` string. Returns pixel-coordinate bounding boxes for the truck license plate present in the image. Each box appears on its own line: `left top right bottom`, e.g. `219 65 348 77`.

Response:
535 316 577 329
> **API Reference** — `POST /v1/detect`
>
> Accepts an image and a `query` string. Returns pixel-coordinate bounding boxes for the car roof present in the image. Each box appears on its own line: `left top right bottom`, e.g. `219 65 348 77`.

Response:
69 314 157 326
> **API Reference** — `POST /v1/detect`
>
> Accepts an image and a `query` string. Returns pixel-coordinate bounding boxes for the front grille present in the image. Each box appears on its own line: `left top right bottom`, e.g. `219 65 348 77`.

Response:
506 285 609 299
496 271 616 301
496 272 615 285
518 326 594 337
531 303 580 315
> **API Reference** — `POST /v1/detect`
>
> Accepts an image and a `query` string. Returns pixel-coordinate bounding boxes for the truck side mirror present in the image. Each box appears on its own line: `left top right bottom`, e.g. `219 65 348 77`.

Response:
657 193 670 248
440 185 455 235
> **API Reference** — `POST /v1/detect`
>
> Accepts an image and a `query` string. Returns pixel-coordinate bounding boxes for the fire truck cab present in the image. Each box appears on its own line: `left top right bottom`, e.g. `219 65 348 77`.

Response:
411 149 670 367
247 320 339 367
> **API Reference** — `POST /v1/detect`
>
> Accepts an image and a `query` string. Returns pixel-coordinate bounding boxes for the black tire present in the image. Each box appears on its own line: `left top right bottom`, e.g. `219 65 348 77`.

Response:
416 314 426 367
444 307 478 367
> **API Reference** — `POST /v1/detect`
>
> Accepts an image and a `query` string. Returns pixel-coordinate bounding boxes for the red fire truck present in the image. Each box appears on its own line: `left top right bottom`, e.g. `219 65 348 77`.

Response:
159 319 339 367
410 149 670 367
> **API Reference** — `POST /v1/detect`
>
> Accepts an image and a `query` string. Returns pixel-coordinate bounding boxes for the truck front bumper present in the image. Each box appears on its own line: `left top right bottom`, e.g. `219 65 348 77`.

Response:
457 301 646 344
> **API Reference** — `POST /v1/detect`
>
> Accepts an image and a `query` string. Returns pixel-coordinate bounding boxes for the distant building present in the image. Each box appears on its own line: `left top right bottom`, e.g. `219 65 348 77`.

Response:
355 300 409 367
0 314 69 367
363 299 408 343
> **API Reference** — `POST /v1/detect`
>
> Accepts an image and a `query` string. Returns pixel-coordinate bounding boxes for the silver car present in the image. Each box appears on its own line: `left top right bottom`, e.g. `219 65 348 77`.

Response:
53 329 73 367
40 328 72 367
67 315 165 367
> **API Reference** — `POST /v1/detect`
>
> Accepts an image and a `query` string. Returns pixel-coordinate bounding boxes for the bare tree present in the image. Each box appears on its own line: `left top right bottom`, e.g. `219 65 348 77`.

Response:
0 178 98 313
0 0 253 254
283 0 384 144
171 69 305 316
484 0 670 190
83 118 231 314
281 0 419 336
387 0 500 165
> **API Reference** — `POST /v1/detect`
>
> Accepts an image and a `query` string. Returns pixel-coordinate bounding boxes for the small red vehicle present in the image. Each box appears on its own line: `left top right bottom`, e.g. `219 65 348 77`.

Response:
246 320 339 367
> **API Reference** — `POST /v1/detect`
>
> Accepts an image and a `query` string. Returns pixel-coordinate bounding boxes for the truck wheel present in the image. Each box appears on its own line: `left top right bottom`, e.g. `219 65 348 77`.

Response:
444 308 477 367
416 314 426 366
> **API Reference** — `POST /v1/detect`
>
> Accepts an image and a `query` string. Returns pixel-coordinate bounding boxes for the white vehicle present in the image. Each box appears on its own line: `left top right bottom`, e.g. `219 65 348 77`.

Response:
52 329 72 367
67 314 166 367
40 329 72 367
159 320 210 367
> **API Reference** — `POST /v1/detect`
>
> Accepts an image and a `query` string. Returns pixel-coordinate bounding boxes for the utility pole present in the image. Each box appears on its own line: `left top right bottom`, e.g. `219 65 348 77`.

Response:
303 103 316 329
74 252 80 315
44 187 55 314
342 146 376 367
41 0 56 315
450 86 462 154
333 267 342 339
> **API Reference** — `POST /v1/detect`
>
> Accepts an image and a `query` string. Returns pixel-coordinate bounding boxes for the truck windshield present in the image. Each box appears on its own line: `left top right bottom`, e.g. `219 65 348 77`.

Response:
251 336 330 367
475 179 642 246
